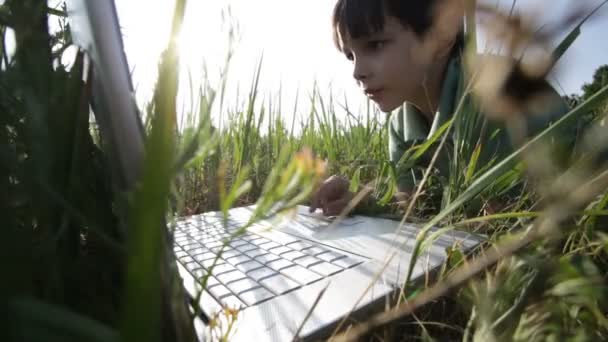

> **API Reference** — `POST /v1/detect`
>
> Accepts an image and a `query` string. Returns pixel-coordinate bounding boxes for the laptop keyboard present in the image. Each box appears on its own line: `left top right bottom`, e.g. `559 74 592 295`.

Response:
174 215 365 309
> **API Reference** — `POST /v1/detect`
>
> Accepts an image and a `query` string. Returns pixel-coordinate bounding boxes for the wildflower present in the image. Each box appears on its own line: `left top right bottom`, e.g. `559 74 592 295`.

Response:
295 147 327 179
207 315 218 329
223 305 240 320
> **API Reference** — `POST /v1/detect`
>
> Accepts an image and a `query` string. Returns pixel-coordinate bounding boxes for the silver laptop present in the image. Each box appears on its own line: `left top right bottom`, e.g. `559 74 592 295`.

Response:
176 205 482 341
66 1 485 341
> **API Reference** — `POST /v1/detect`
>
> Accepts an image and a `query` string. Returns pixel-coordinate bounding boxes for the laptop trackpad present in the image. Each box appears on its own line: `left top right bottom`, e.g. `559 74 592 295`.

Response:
255 207 414 260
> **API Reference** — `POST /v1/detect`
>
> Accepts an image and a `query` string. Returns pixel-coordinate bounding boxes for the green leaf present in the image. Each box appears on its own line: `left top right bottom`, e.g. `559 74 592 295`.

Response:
11 298 118 342
465 143 482 184
553 1 607 62
121 2 186 342
350 167 361 192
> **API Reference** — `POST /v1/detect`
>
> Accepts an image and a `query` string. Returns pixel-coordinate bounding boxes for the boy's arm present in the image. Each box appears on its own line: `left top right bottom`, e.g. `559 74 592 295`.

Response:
351 188 411 216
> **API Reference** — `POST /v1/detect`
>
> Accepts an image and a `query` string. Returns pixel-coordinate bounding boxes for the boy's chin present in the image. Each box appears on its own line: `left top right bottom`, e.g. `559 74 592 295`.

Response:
375 101 400 113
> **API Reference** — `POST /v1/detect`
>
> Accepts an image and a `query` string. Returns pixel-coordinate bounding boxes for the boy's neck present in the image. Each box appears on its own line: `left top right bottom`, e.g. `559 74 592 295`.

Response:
410 54 451 121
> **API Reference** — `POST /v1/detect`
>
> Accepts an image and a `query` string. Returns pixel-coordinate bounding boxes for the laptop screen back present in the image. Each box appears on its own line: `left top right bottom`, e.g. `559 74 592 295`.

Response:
66 0 144 190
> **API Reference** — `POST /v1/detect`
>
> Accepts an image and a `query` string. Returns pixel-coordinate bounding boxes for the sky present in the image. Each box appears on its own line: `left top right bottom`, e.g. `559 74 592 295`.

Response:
115 0 608 123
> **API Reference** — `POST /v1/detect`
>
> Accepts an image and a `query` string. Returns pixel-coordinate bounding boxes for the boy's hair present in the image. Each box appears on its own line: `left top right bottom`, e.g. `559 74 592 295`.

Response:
332 0 448 51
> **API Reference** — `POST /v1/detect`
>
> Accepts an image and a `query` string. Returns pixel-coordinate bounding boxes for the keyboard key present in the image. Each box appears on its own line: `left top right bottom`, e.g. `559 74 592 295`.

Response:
303 246 329 257
224 225 240 233
184 261 200 272
175 250 188 259
255 253 280 265
208 284 232 299
259 274 300 295
207 262 234 275
236 243 257 253
268 246 291 256
225 278 260 295
174 242 186 250
192 270 220 288
200 258 225 270
216 270 247 284
205 226 219 233
206 241 224 249
174 236 189 243
266 259 294 272
203 276 220 289
316 251 346 263
228 239 249 249
280 265 323 285
244 249 267 259
209 245 225 253
249 237 271 246
286 241 313 251
182 243 201 252
235 260 264 273
219 249 241 260
218 233 231 240
221 295 245 309
241 234 263 242
187 247 208 256
246 267 277 281
192 268 207 279
268 234 299 245
226 254 251 266
179 255 195 264
238 287 274 306
293 255 322 268
194 251 218 263
200 236 217 244
189 232 205 239
281 250 307 261
309 262 342 276
332 256 363 269
258 241 281 250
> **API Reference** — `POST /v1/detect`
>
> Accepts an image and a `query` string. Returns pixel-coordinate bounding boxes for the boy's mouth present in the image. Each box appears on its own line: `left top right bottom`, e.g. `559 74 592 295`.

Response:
364 88 384 98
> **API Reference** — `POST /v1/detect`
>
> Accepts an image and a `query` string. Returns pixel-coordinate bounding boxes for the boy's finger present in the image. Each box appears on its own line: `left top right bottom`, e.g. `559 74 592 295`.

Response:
323 194 354 216
311 175 348 213
309 189 321 212
310 183 329 212
323 198 348 216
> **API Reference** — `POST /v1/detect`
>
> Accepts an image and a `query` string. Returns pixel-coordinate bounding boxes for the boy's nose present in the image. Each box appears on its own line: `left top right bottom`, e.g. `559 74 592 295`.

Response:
353 58 370 82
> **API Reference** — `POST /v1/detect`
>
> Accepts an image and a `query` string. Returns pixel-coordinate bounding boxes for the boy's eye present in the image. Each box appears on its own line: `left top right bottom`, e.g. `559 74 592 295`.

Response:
368 40 386 51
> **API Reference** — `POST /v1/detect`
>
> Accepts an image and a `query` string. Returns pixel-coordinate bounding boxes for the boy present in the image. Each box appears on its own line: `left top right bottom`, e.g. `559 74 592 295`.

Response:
310 0 569 216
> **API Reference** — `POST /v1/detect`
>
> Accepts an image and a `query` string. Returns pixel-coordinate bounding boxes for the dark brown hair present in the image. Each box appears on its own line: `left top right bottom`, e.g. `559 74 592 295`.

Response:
332 0 453 51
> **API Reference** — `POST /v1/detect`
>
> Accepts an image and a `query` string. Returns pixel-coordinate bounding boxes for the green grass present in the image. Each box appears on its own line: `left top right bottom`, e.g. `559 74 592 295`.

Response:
2 0 608 341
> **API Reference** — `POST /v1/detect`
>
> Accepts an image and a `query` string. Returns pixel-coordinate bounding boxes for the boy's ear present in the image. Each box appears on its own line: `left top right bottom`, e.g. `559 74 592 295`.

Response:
427 0 464 59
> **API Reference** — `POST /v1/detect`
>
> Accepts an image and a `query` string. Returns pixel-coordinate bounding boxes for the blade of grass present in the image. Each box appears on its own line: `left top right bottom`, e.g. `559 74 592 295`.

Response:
552 0 607 62
404 82 608 289
121 1 186 342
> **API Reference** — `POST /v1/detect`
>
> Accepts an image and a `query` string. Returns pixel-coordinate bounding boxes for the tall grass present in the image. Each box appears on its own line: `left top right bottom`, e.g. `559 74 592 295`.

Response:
2 0 608 341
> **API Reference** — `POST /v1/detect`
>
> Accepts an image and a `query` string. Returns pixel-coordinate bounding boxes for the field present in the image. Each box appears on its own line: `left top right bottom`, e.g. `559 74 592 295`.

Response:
2 1 608 341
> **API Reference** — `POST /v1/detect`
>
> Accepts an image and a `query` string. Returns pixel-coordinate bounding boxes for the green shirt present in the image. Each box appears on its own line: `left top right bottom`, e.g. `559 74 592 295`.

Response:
388 54 571 193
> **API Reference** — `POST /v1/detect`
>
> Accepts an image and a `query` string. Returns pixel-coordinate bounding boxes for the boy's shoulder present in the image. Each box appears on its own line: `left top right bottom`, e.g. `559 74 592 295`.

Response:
389 52 570 134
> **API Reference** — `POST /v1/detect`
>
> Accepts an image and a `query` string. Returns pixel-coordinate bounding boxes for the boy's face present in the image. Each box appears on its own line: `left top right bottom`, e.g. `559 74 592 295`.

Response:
339 16 432 112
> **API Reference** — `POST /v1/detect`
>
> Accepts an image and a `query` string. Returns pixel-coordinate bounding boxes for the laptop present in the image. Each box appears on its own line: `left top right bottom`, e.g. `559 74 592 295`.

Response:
66 1 485 341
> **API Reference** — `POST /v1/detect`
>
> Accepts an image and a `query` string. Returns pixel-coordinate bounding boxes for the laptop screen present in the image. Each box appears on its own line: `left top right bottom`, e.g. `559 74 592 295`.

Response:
66 0 144 190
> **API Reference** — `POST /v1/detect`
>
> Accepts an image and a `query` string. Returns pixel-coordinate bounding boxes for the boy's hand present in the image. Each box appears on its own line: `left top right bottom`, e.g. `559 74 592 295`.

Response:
309 175 354 216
